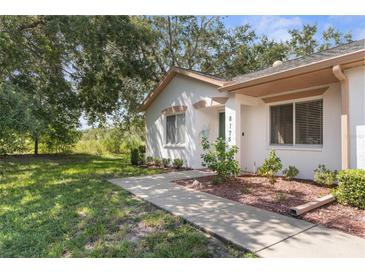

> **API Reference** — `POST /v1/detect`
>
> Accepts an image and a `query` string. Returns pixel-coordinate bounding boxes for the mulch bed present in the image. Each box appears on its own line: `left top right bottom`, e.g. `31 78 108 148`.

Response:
174 174 365 238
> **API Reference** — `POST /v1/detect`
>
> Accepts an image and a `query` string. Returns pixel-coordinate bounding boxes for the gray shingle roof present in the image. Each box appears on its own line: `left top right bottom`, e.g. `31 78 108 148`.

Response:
231 39 365 83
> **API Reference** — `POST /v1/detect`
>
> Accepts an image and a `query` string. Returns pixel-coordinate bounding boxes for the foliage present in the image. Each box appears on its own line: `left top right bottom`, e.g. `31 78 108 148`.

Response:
288 24 318 56
139 145 146 154
201 137 240 180
173 158 184 169
0 154 249 257
146 156 154 166
211 176 224 185
0 16 354 156
282 165 299 180
137 146 146 165
130 142 147 166
130 148 141 165
162 158 171 168
0 84 29 154
335 169 365 209
0 16 148 154
320 26 353 51
74 127 144 155
288 24 352 57
313 164 337 186
138 16 291 80
0 16 82 154
154 157 162 167
257 150 282 184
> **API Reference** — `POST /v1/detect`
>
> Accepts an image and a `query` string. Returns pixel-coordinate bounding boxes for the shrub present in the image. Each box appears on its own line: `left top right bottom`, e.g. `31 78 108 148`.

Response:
137 157 145 166
282 165 299 180
257 150 282 184
335 169 365 209
313 164 337 186
201 137 240 181
162 158 171 168
211 176 224 185
173 158 184 169
154 157 162 167
138 145 146 163
130 148 140 165
138 145 146 154
146 156 154 166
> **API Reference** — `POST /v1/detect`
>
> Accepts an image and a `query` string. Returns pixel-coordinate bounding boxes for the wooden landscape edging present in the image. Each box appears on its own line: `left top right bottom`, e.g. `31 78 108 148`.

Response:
289 194 336 216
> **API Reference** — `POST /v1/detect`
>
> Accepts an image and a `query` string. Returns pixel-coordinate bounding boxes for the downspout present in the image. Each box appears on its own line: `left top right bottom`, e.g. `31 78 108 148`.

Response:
332 65 349 170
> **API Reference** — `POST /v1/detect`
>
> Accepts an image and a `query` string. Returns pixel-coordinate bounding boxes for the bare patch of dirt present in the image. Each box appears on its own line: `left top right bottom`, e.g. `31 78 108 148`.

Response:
125 220 160 243
174 174 364 238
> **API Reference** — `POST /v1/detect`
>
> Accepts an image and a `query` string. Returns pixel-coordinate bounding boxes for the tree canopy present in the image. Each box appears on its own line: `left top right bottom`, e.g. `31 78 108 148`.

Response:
0 15 354 154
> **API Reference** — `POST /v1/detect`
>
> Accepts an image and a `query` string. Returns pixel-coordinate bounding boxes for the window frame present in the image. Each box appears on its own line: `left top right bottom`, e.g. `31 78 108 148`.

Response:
268 96 324 150
218 110 226 139
164 112 186 147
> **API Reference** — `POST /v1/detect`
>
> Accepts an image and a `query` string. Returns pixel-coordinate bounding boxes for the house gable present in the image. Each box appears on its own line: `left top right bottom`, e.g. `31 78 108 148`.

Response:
139 67 226 112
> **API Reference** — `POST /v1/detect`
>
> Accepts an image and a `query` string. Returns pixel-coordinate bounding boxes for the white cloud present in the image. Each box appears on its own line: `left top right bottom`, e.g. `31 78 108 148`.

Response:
243 16 303 42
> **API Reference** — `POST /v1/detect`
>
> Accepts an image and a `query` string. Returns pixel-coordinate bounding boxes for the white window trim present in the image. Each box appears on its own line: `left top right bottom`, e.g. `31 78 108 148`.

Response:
163 112 186 148
266 95 324 151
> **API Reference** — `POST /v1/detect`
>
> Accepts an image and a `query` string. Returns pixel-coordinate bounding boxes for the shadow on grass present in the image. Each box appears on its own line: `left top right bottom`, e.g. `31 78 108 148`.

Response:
0 153 247 258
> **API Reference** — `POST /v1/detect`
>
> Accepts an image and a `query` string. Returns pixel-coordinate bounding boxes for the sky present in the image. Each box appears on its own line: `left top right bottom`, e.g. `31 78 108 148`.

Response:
79 15 365 129
223 15 365 42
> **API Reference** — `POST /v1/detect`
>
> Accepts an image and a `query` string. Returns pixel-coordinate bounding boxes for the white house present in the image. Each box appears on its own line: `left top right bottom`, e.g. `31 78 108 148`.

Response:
140 40 365 179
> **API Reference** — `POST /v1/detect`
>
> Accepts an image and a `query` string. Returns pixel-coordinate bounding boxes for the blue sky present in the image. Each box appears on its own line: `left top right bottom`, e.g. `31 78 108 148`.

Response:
223 15 365 42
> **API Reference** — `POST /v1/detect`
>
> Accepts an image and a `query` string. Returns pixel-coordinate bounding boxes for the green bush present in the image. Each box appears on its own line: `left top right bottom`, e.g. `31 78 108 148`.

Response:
139 145 146 154
130 148 140 165
146 156 154 166
201 137 240 181
335 169 365 209
74 127 144 155
173 158 184 169
257 150 282 184
282 165 299 180
154 157 162 167
162 158 171 168
211 176 224 185
313 164 337 186
137 156 145 166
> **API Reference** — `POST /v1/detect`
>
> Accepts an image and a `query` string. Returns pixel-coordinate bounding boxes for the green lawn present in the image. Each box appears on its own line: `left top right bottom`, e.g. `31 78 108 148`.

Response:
0 154 252 258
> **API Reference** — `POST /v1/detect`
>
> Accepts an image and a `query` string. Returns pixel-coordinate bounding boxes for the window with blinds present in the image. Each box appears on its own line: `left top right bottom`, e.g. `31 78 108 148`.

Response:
270 104 293 145
270 99 323 146
166 113 185 145
295 100 323 145
166 115 176 144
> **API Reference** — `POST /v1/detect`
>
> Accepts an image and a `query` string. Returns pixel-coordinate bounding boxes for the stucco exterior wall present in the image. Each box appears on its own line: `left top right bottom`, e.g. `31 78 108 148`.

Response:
145 75 226 168
241 83 342 179
145 67 364 178
346 66 365 169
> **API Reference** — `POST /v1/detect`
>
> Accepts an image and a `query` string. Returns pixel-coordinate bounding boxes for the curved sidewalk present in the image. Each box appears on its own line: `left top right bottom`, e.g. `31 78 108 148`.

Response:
108 170 365 258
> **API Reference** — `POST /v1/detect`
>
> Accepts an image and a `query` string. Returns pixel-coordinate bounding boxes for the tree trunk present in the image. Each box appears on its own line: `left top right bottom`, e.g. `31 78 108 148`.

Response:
34 137 39 155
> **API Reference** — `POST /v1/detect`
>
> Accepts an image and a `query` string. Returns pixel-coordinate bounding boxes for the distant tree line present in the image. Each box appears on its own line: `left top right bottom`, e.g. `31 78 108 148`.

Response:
0 16 353 155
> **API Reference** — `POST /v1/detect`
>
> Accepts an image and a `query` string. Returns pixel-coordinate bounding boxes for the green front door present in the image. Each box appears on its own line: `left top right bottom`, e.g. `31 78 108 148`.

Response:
219 112 225 139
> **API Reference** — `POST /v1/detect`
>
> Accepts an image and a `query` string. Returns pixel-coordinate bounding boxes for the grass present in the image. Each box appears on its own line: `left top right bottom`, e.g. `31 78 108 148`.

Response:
0 154 253 258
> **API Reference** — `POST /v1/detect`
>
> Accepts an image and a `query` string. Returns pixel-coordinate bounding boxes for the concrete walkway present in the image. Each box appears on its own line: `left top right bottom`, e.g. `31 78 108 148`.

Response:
109 170 365 258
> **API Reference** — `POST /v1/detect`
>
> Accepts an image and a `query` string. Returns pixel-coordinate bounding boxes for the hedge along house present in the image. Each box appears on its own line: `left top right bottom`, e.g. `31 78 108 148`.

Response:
140 39 365 179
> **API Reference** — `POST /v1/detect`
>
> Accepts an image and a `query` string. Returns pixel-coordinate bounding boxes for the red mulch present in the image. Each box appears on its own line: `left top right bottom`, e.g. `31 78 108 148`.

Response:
174 174 365 238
